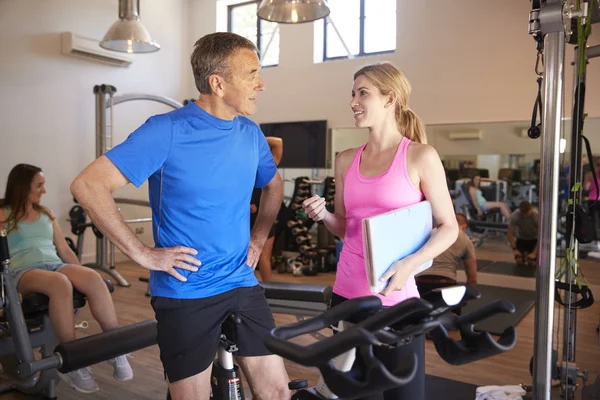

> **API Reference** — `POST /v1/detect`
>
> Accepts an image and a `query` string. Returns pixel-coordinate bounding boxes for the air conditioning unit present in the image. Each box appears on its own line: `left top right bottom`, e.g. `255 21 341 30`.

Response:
61 32 133 67
448 131 482 140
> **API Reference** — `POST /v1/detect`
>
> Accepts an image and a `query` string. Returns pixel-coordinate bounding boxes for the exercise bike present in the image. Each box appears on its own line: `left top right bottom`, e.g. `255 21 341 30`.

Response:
0 230 158 399
167 284 517 399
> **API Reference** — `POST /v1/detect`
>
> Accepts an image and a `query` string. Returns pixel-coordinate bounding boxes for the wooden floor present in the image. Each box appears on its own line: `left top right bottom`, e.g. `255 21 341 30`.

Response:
1 235 599 399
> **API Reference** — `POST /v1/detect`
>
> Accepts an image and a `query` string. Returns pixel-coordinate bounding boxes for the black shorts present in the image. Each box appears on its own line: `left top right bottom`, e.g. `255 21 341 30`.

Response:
516 238 537 254
150 285 275 383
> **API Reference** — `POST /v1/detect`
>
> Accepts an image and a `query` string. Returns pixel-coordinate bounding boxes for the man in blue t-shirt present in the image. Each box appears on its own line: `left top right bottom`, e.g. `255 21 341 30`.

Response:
71 32 290 399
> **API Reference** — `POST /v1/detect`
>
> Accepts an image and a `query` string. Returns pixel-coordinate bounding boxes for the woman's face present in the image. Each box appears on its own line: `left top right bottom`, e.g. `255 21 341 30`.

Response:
28 172 46 205
349 75 390 129
473 176 481 187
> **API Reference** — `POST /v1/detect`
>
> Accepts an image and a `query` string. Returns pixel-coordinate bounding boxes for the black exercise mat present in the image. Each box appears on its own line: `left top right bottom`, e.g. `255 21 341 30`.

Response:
480 261 537 278
458 258 494 271
461 284 536 335
425 375 478 400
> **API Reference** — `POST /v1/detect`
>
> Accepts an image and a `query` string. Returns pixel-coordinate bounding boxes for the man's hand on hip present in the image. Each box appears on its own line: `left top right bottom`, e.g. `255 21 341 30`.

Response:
137 246 200 282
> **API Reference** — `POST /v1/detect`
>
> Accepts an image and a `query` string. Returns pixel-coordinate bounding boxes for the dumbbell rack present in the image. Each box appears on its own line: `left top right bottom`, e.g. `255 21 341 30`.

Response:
316 176 338 273
280 177 338 277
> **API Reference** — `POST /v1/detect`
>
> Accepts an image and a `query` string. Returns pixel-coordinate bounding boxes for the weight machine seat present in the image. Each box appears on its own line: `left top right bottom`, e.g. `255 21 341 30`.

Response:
3 279 115 327
459 184 508 230
260 282 332 304
469 220 508 230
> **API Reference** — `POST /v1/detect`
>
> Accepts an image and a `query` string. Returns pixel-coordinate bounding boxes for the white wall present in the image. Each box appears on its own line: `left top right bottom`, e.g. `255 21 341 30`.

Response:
0 0 190 262
201 0 600 128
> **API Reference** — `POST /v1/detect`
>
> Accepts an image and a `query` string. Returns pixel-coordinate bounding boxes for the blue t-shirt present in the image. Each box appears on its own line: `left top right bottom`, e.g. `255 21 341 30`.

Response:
105 103 277 299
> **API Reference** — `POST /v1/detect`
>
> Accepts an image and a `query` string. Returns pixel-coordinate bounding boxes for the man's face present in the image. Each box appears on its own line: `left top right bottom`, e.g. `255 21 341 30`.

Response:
220 48 265 118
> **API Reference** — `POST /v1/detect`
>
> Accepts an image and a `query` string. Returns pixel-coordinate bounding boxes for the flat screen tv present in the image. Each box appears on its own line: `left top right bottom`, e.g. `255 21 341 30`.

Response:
260 120 329 168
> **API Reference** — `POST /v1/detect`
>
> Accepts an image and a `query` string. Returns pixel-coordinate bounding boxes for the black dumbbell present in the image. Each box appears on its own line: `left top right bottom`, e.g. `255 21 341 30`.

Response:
292 226 308 235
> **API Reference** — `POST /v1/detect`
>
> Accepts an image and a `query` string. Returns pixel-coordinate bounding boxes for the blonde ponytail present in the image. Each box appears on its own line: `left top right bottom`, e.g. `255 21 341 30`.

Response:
398 107 427 144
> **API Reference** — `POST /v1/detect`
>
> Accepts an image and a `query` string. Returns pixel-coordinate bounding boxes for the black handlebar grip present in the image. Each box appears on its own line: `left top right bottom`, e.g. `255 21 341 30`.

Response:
430 299 517 366
272 296 382 340
356 298 432 333
320 343 419 399
266 325 381 367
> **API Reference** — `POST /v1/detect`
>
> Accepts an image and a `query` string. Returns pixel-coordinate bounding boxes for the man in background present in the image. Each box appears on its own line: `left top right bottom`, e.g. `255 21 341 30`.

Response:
416 213 477 308
508 201 538 267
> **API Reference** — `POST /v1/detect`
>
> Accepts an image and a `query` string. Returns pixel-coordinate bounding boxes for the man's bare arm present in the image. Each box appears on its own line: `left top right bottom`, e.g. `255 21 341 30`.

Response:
247 172 283 268
266 137 283 166
252 172 283 243
463 258 478 286
70 156 199 281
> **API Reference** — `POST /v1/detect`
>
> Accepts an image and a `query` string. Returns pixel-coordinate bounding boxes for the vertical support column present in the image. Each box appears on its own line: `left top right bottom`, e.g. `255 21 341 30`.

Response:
563 45 584 371
94 85 108 268
94 85 106 159
532 29 565 399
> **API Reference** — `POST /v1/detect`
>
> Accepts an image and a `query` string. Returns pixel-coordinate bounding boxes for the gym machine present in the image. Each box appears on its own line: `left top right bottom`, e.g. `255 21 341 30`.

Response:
75 84 184 287
0 230 157 399
527 1 600 398
191 284 517 400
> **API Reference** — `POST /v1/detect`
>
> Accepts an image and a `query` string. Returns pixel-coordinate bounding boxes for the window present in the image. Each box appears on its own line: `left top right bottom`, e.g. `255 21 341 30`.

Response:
228 1 279 67
323 0 396 61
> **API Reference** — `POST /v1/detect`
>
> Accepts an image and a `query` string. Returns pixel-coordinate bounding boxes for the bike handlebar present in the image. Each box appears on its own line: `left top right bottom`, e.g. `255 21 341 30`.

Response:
264 286 517 399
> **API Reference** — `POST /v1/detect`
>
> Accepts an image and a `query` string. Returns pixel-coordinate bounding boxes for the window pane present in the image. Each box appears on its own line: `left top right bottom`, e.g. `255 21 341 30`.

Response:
328 0 360 17
325 0 360 58
229 2 258 46
364 0 396 53
364 15 395 53
260 20 279 66
364 0 396 17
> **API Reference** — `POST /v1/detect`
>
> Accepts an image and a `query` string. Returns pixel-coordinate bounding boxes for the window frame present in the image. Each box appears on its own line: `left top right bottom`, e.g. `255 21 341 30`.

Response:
323 0 395 61
227 0 278 67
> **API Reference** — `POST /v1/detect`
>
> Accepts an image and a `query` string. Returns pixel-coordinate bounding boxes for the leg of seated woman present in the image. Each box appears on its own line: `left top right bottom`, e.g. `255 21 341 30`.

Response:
60 265 133 381
18 270 76 342
486 201 512 220
60 265 118 331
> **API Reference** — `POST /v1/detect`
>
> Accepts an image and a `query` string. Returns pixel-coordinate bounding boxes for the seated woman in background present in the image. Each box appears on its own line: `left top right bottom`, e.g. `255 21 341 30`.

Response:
582 158 600 256
0 164 132 394
468 175 512 220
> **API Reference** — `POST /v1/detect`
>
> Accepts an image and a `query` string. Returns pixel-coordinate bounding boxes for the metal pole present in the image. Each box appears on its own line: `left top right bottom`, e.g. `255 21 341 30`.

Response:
94 86 104 159
563 44 584 376
532 29 565 400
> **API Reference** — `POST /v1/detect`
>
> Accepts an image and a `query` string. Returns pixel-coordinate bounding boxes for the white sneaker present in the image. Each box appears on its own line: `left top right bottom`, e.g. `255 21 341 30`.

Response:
587 251 600 259
59 367 99 393
108 355 133 381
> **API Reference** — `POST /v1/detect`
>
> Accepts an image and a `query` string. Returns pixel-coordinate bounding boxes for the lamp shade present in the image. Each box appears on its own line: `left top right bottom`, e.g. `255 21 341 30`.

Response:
257 0 330 24
100 0 160 53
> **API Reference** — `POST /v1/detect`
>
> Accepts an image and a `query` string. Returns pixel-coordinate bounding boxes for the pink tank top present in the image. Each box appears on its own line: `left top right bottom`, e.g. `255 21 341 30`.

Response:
334 136 423 306
589 178 600 201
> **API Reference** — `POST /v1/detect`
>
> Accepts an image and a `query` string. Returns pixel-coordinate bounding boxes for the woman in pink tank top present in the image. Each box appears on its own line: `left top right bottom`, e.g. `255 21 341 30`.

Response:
303 62 458 400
